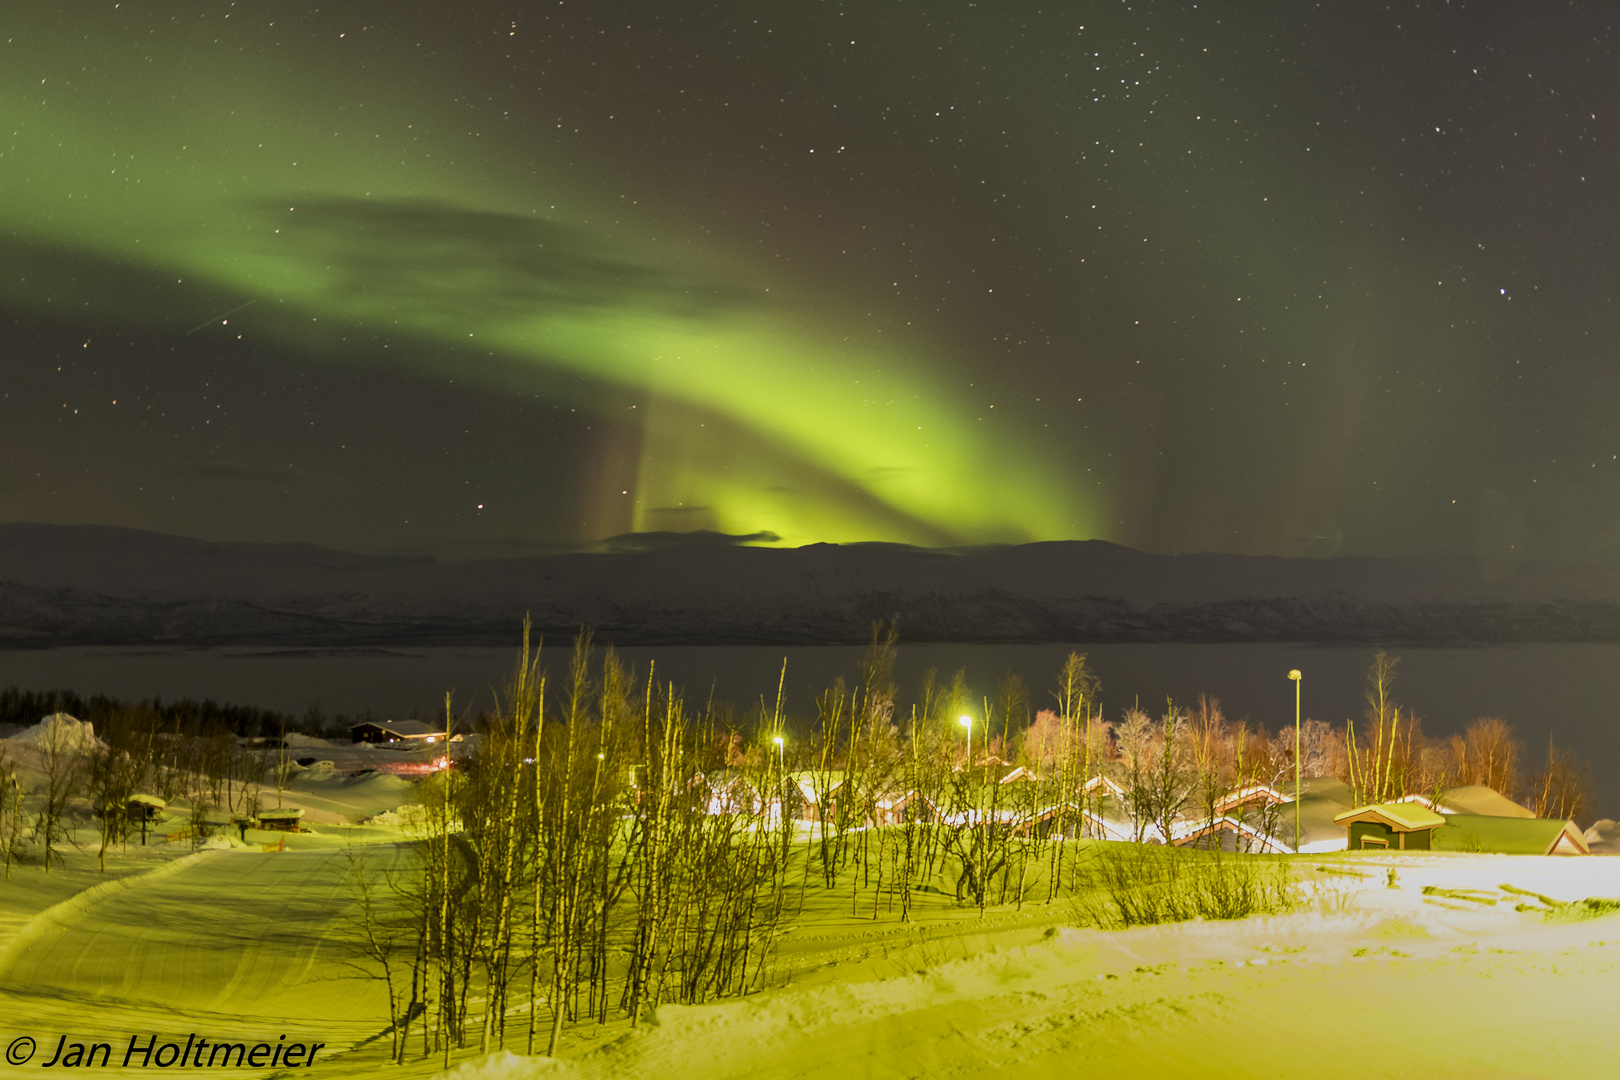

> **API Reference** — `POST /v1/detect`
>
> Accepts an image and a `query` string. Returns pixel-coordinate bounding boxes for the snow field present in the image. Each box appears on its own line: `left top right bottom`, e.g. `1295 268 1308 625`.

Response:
0 841 1613 1078
424 855 1620 1080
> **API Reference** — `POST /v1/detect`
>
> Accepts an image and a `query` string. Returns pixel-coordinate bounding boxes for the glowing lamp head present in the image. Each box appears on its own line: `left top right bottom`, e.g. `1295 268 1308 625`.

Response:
958 715 973 730
1287 669 1302 681
773 735 784 747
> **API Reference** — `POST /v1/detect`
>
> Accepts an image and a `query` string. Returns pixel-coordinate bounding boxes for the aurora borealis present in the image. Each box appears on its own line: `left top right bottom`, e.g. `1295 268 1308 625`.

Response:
5 3 1620 559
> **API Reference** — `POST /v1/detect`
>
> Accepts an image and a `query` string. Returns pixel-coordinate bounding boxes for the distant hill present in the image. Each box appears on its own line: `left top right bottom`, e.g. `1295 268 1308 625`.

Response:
4 523 1620 647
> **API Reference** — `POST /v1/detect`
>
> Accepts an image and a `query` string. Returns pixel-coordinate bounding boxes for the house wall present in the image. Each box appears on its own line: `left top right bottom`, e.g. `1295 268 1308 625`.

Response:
1185 827 1241 853
1349 821 1394 850
1348 821 1432 851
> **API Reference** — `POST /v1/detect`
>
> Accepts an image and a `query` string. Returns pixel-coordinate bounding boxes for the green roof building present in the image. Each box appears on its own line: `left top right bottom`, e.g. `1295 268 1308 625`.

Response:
1333 803 1448 851
1431 814 1589 856
1333 802 1588 855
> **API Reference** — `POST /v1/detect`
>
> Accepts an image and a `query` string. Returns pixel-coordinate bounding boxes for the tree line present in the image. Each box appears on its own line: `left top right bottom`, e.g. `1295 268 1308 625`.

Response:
0 686 374 744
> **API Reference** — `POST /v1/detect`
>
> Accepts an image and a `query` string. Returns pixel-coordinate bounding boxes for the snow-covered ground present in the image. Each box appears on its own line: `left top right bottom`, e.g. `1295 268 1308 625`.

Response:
0 837 1615 1078
436 853 1620 1080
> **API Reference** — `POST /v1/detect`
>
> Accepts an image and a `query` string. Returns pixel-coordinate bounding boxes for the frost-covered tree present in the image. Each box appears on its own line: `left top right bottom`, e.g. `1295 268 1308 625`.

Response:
1114 707 1155 842
35 714 86 872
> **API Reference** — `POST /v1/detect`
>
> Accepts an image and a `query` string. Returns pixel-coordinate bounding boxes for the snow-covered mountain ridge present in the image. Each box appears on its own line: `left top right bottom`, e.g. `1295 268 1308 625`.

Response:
3 523 1619 647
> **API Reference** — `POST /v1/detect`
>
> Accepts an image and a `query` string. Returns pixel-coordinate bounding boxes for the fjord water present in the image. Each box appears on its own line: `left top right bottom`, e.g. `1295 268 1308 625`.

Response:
3 642 1616 816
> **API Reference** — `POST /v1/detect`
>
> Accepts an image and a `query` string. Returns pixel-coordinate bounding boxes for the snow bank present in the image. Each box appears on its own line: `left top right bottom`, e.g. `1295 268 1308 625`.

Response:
9 712 101 753
366 804 433 828
1585 818 1620 853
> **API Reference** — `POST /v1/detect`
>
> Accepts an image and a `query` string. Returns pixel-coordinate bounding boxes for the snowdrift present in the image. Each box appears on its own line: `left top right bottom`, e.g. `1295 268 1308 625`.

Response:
9 712 100 753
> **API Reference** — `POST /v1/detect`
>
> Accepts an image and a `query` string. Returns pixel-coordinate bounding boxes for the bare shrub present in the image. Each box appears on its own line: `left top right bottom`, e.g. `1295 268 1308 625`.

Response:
1070 843 1297 929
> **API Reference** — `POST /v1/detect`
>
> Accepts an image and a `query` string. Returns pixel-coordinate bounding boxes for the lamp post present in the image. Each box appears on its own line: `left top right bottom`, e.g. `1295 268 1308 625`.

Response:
1287 669 1303 854
958 714 973 764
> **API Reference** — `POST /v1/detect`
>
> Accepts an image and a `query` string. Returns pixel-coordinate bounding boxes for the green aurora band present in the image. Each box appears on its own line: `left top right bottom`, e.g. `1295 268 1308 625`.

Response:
0 9 1095 546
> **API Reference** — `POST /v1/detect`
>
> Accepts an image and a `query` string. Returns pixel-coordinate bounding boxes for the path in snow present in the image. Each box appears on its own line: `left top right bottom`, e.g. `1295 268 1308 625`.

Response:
0 846 404 1073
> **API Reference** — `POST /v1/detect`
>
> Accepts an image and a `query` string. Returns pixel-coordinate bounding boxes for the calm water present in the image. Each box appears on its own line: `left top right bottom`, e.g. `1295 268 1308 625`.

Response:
4 642 1617 817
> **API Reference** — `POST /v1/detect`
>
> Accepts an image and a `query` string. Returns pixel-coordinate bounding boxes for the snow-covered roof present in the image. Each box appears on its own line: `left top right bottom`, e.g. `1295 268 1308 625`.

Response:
1082 775 1127 800
1169 815 1293 854
353 719 445 740
1433 814 1589 856
1214 782 1295 813
1437 785 1536 819
1334 802 1448 832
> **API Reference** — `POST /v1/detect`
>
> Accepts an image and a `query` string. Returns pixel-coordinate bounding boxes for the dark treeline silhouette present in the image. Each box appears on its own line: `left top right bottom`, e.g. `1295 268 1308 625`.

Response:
0 686 294 739
0 686 389 743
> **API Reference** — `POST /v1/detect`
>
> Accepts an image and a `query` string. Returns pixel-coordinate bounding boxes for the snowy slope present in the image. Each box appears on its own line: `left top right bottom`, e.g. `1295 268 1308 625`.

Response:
0 845 403 1074
0 840 1616 1078
429 855 1620 1080
5 523 1620 647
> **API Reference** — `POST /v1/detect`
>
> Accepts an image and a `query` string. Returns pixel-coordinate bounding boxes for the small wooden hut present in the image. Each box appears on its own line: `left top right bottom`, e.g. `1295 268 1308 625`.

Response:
255 807 305 833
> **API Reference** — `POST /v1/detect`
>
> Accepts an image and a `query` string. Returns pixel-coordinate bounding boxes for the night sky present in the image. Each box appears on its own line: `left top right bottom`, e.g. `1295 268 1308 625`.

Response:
4 3 1619 560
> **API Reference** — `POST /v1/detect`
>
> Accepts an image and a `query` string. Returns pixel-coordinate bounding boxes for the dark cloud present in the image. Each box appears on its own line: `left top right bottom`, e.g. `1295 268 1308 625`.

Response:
263 197 757 324
600 529 781 553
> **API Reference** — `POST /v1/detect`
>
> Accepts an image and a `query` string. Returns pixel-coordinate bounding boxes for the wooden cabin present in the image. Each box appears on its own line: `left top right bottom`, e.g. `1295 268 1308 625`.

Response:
255 807 305 833
1172 815 1293 854
1335 802 1589 855
1333 803 1448 851
119 794 166 822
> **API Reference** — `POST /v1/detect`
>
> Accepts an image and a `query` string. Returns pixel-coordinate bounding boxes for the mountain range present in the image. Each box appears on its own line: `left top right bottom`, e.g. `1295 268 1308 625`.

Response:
3 524 1619 648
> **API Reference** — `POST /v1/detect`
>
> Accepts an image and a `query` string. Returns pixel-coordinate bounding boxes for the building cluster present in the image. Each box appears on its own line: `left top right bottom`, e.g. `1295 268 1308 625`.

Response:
686 766 1593 857
342 716 1594 858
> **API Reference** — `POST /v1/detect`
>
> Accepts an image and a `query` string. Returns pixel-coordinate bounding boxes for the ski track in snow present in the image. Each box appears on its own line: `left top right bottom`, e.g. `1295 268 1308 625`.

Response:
0 847 400 1075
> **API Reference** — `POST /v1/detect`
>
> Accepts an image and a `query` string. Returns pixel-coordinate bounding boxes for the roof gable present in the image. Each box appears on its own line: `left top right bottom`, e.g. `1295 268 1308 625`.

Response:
1333 802 1448 832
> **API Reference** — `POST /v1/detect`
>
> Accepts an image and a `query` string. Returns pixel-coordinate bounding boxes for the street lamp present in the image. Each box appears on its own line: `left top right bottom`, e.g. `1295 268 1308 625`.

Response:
1287 669 1303 854
958 714 973 758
